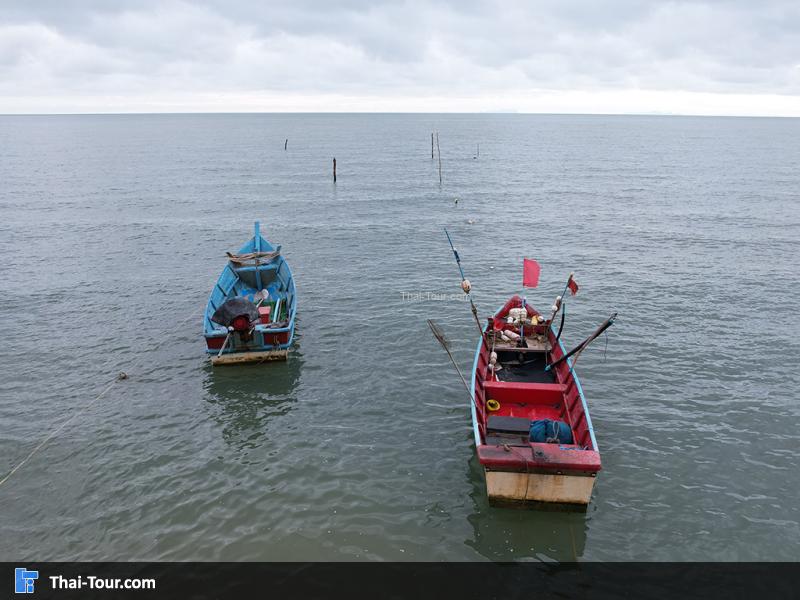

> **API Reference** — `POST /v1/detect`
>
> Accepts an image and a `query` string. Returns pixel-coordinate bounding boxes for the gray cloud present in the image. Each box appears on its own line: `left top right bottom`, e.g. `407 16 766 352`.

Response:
0 1 798 113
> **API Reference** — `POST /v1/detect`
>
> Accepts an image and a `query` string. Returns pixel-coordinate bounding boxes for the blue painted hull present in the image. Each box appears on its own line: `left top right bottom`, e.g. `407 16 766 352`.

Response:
204 222 296 359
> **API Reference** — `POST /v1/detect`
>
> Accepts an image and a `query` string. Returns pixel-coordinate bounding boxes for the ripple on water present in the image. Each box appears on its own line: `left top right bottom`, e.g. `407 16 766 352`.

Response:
1 114 799 561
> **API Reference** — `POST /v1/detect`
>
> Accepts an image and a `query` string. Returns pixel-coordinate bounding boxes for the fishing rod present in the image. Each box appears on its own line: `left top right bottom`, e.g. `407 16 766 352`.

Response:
554 303 566 345
547 272 574 324
427 319 472 396
444 228 485 338
546 312 617 371
545 272 575 356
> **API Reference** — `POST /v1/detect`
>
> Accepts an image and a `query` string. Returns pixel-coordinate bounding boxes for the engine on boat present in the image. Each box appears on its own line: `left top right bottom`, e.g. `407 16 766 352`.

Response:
211 297 259 341
230 315 251 332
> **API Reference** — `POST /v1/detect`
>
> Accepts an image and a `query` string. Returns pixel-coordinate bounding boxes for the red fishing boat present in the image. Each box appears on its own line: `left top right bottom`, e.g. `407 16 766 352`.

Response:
470 295 607 507
434 231 615 508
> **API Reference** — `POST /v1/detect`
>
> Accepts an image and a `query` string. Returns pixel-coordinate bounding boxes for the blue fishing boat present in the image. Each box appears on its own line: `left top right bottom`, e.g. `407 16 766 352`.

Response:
204 222 296 365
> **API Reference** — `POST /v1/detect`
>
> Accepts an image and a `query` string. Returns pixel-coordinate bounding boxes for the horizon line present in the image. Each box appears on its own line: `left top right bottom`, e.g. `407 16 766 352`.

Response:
1 111 798 118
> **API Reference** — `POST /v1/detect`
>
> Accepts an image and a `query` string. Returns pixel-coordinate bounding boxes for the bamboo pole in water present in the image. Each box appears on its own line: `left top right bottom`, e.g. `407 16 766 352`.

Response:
333 157 337 183
284 138 288 150
431 132 434 159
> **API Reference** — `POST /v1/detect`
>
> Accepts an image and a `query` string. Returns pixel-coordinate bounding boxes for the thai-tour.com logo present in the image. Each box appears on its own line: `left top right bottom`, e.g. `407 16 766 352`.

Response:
15 568 39 594
14 567 156 594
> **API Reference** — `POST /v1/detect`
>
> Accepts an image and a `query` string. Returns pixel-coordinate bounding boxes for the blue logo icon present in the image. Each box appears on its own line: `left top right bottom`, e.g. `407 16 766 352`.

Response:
15 568 39 594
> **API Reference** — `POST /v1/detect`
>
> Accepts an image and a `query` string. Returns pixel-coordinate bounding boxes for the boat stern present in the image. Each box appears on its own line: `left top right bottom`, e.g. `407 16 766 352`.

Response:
211 348 289 366
484 469 596 507
478 443 601 507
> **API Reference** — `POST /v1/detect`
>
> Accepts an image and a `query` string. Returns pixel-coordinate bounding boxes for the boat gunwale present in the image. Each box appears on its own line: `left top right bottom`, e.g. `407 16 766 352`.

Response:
470 297 599 460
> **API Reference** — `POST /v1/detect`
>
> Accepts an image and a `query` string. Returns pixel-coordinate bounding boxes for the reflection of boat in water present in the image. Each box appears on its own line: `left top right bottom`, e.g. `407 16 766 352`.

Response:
204 221 297 365
203 337 303 448
465 454 588 561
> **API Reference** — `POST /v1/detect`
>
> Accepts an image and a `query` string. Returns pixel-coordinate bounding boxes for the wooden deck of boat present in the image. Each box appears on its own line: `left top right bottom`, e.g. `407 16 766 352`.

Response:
488 332 551 352
211 349 288 366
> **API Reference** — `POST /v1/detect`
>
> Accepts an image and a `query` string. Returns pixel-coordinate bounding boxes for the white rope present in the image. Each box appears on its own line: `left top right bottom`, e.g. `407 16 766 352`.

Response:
0 313 199 489
0 380 118 488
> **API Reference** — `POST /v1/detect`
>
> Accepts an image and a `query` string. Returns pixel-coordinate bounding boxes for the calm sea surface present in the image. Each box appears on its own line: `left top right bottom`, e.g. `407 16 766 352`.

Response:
1 114 798 561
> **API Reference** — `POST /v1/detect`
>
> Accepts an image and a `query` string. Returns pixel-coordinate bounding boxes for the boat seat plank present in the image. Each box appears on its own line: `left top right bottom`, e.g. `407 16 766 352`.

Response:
234 264 278 274
486 415 531 434
484 381 566 404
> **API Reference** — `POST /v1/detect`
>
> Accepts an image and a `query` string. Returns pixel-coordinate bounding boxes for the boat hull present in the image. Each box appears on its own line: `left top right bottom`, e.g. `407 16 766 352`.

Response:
470 295 601 509
204 222 297 365
211 348 289 366
485 469 595 507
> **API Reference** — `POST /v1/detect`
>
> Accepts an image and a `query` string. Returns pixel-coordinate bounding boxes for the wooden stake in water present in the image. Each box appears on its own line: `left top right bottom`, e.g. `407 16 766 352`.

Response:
284 138 288 150
333 157 337 183
431 132 434 159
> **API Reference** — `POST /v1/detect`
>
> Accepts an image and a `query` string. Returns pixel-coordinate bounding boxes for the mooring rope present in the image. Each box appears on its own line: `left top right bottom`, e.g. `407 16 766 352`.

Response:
0 380 118 488
505 445 532 501
0 313 199 489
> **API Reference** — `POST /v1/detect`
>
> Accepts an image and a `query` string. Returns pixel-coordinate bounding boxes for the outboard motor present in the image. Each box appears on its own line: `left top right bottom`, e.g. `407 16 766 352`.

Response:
230 315 251 332
211 297 260 342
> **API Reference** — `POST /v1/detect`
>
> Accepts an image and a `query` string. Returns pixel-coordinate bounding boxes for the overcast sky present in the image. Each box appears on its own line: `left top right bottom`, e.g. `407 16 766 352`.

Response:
1 1 798 115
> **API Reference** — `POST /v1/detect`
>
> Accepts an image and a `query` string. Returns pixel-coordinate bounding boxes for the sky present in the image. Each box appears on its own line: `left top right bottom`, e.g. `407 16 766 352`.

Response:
1 1 798 115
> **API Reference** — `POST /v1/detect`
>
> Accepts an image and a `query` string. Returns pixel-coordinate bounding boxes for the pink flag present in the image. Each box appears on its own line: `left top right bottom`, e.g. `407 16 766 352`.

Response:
522 258 540 288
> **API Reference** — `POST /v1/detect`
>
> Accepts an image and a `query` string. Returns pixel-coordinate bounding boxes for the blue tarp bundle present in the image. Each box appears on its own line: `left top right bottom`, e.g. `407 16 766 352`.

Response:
529 419 573 444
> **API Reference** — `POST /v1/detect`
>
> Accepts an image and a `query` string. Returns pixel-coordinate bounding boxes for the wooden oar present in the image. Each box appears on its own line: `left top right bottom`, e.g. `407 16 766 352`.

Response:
428 319 471 396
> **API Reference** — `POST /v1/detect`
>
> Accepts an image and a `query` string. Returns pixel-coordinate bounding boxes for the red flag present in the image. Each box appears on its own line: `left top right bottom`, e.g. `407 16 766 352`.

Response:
567 276 579 296
522 258 540 288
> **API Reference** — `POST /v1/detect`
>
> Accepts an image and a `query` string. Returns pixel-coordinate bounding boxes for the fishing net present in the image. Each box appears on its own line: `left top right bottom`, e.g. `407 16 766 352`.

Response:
226 250 280 265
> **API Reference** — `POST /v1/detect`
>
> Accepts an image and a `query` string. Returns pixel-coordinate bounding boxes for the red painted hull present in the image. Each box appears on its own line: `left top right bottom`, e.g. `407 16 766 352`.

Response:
471 295 601 505
205 330 291 351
